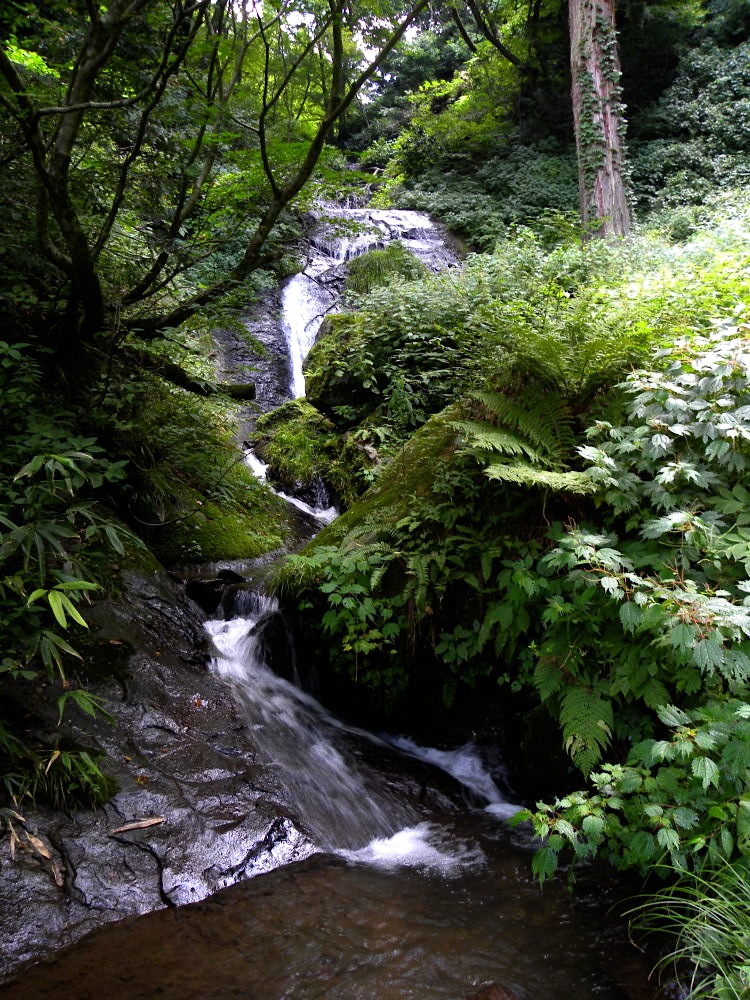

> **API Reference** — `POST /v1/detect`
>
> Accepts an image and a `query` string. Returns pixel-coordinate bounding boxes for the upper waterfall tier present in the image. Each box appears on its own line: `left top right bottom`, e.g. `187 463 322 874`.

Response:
306 207 459 270
282 208 458 399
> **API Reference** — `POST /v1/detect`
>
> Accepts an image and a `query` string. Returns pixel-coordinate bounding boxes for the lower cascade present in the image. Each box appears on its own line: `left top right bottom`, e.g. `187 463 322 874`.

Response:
206 605 507 871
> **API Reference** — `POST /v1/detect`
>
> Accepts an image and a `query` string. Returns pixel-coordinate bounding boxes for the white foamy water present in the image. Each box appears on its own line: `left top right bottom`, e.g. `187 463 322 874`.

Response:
274 490 338 524
243 449 269 480
242 449 338 525
205 612 515 873
386 735 520 819
338 821 485 873
207 616 417 852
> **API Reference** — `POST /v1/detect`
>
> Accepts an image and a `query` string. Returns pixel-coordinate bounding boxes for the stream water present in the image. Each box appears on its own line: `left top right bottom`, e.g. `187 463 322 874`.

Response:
3 595 652 1000
0 210 657 1000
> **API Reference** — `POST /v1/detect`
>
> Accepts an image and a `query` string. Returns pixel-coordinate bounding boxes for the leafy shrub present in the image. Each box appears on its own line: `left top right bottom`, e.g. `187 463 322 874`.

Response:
0 342 132 811
516 317 750 879
630 41 750 211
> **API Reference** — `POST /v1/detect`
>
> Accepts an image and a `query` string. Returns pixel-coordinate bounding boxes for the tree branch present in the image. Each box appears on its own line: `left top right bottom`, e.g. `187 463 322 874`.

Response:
127 0 432 339
450 4 478 54
464 0 526 68
126 345 255 398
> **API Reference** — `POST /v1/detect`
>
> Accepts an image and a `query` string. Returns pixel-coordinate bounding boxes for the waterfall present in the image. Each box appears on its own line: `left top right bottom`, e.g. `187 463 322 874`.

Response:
206 603 515 871
281 208 457 399
281 269 335 400
243 206 457 520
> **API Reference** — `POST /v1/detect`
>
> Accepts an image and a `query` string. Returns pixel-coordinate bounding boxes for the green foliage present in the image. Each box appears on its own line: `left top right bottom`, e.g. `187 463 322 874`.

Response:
514 317 750 881
390 143 580 250
0 342 134 811
306 264 481 448
0 345 133 683
310 203 750 463
344 241 428 297
283 540 411 696
630 40 750 212
253 399 371 508
286 201 750 900
453 389 597 496
515 699 750 882
629 860 750 1000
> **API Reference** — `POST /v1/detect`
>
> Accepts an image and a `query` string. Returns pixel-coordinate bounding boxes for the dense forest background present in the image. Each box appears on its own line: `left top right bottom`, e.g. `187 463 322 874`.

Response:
3 1 750 995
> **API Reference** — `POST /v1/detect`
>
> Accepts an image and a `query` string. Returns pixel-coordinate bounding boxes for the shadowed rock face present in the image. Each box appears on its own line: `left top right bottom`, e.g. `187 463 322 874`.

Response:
0 569 316 983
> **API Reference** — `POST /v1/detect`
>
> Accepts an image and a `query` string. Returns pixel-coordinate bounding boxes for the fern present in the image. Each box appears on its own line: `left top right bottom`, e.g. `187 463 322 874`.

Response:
471 389 577 465
452 388 598 495
558 685 614 776
484 464 598 494
449 420 545 463
507 321 650 410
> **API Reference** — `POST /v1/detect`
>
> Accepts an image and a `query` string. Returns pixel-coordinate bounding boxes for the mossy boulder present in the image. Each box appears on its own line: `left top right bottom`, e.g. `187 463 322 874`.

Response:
146 481 291 565
297 402 462 554
303 312 379 427
343 240 428 297
253 398 375 508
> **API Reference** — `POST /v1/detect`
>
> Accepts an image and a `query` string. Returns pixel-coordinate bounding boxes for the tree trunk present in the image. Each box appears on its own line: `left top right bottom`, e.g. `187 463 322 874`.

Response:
568 0 631 238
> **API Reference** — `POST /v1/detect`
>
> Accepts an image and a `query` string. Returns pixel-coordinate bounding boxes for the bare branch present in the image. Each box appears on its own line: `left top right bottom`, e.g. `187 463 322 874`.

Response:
128 0 432 339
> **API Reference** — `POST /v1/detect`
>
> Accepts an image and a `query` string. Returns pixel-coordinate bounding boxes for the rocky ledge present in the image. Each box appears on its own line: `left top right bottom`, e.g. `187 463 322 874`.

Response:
0 568 316 983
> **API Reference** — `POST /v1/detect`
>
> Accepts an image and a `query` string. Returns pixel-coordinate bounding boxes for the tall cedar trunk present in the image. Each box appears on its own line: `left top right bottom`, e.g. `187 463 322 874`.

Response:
568 0 631 238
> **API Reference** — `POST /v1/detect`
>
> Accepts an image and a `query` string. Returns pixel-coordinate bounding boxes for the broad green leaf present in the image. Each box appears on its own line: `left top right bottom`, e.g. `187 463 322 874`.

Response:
691 755 720 790
531 845 558 883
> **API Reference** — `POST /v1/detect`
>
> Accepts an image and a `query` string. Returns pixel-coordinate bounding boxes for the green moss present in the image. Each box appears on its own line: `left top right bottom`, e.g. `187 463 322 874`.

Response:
148 486 289 565
254 398 373 507
255 399 335 485
275 403 461 578
344 241 428 297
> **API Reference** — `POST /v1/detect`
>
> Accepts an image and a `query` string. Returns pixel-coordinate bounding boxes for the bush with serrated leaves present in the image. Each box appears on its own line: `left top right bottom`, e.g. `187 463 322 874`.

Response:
516 316 750 881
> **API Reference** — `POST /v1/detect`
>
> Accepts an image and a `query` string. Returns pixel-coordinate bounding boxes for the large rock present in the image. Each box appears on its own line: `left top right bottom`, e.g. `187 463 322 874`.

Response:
0 568 315 983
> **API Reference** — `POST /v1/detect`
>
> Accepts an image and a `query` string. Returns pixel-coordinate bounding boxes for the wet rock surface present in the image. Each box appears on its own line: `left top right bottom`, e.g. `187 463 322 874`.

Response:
0 568 316 983
0 567 479 985
211 291 292 441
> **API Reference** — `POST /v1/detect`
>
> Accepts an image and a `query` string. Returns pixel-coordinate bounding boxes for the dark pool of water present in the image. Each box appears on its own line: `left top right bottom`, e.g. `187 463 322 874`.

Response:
0 821 656 1000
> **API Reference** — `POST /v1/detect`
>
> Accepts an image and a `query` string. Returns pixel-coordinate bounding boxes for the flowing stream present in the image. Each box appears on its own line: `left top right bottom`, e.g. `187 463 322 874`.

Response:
2 210 655 1000
7 591 652 1000
189 211 650 998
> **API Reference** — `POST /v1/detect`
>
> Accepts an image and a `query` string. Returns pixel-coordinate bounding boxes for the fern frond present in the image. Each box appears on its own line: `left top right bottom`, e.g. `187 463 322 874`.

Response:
471 390 577 466
534 654 565 701
450 420 545 463
559 685 614 776
484 463 599 494
511 325 647 408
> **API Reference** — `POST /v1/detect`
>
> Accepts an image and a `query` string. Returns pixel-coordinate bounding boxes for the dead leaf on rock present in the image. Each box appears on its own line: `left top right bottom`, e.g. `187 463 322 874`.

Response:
52 860 65 887
25 832 52 859
109 816 166 835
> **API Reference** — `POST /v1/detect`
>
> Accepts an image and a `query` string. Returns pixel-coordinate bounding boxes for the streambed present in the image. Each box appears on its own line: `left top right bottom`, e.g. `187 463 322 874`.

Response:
0 847 650 1000
1 597 652 1000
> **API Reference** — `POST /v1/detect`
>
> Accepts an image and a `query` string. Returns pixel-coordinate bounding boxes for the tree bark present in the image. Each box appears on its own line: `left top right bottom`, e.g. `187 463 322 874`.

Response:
568 0 631 238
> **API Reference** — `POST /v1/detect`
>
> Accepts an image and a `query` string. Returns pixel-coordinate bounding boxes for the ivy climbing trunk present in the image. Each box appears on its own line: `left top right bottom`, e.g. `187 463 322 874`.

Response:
568 0 631 238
